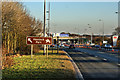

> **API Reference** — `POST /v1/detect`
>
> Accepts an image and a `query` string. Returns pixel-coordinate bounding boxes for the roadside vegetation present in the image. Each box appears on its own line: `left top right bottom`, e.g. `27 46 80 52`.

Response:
2 50 76 79
1 2 76 79
2 2 42 69
2 2 42 55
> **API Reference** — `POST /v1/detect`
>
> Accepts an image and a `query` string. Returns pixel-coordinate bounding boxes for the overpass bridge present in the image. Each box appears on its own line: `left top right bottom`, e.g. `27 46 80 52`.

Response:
53 36 88 44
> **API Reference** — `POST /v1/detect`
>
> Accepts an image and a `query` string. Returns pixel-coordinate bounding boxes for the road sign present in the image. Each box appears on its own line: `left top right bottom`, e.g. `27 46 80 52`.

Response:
26 36 52 45
112 35 118 46
60 34 69 37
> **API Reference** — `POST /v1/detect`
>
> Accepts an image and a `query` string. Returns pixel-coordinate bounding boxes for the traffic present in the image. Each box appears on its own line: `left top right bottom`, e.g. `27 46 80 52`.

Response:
50 43 120 53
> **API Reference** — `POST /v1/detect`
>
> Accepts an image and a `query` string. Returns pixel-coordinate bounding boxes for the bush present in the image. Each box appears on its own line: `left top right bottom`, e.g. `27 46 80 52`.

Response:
33 45 42 53
2 48 14 69
18 45 42 55
19 45 31 55
117 40 120 48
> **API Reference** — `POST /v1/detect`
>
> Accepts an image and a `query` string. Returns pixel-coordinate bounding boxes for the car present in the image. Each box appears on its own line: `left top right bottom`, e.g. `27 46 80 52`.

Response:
69 44 75 49
95 45 101 48
89 43 95 47
104 44 112 48
50 44 60 48
64 46 69 48
90 43 95 46
50 45 55 47
101 44 112 50
60 44 65 47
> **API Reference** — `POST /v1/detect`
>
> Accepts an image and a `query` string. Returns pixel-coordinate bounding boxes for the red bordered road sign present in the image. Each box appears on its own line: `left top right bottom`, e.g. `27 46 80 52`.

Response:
26 36 52 45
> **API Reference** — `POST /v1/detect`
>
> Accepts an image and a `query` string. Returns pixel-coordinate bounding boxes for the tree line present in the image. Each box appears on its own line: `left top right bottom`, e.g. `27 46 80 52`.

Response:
2 2 43 54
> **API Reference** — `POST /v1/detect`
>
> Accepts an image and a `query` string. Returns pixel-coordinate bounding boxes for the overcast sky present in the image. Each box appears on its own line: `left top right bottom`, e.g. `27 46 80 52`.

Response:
23 1 118 35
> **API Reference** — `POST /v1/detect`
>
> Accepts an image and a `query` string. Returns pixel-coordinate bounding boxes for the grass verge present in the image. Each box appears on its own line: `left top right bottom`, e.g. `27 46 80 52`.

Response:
2 50 76 80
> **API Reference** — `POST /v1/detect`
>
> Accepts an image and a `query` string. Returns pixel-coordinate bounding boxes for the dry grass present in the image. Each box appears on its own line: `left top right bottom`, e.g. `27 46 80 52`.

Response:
2 50 76 79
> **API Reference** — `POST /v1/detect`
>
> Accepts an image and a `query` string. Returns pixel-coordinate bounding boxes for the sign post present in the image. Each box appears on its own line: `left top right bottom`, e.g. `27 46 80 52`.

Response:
57 36 59 54
46 45 48 58
31 45 33 58
52 34 53 54
26 36 52 58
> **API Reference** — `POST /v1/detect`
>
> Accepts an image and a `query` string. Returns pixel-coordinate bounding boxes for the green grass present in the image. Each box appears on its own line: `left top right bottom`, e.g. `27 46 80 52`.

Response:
2 50 76 80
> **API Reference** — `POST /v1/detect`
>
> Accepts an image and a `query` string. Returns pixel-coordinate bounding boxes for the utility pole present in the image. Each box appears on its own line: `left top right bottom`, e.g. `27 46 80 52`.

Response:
77 28 80 44
99 19 104 41
48 2 50 37
91 33 93 44
43 0 46 55
84 29 87 44
47 2 50 49
102 21 104 41
88 24 92 44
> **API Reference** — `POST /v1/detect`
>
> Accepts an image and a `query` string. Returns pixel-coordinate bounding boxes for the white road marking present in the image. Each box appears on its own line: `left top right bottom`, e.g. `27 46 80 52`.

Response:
99 52 105 53
103 58 107 61
117 64 120 66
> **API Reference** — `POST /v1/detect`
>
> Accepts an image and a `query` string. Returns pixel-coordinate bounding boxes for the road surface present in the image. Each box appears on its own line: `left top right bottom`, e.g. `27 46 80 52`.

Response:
64 48 120 80
75 48 120 63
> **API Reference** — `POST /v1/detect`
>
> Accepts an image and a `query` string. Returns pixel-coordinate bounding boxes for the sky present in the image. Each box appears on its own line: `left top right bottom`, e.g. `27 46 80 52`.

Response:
23 1 118 35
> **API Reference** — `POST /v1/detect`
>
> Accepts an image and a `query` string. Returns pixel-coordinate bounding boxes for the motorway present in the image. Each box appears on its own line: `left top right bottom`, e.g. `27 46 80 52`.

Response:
64 48 120 80
75 48 120 63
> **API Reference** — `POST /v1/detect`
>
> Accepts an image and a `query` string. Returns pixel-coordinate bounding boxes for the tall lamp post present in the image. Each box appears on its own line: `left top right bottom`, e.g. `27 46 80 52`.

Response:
99 19 104 42
115 11 118 14
77 28 80 44
43 0 46 55
84 28 87 44
88 24 92 44
47 2 50 37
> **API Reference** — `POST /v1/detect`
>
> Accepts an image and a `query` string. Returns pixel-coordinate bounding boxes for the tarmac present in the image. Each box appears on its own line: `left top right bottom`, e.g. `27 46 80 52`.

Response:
63 50 84 80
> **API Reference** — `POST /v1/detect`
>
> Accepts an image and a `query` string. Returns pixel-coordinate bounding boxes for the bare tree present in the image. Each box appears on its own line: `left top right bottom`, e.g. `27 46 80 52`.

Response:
2 2 43 54
113 27 120 35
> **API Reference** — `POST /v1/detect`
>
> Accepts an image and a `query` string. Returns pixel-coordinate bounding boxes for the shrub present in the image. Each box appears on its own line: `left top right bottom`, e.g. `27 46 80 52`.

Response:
117 40 120 48
19 45 31 55
2 48 14 69
33 45 42 53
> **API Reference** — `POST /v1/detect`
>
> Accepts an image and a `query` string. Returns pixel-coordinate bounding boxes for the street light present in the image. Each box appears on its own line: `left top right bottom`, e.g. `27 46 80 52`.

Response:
88 24 92 44
43 0 46 55
99 19 104 41
84 28 87 44
115 11 118 14
47 2 50 37
115 11 119 14
77 28 80 44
